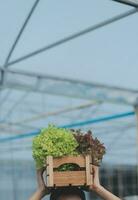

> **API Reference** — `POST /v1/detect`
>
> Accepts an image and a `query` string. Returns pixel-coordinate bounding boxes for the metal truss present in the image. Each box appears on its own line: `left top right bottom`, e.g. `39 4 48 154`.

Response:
0 1 137 167
0 67 138 106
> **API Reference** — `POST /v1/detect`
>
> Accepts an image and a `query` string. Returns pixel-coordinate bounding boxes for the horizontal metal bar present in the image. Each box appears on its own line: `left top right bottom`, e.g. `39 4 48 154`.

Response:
0 67 138 105
0 111 135 142
0 67 138 94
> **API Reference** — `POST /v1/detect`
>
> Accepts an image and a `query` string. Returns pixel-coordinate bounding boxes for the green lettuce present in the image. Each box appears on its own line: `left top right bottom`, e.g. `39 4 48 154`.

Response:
32 124 78 168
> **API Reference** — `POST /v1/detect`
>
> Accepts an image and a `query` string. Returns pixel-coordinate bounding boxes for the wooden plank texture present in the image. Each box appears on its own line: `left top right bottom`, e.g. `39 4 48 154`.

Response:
53 171 86 186
46 155 93 187
85 154 93 185
53 155 85 168
46 156 54 187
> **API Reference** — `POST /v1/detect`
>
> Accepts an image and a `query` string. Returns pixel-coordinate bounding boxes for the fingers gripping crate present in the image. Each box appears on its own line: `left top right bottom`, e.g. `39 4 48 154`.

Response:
46 155 93 187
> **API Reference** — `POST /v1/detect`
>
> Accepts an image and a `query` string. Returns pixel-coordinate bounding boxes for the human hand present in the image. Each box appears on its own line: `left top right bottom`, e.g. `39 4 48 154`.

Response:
88 165 121 200
89 165 101 192
29 168 50 200
36 167 50 197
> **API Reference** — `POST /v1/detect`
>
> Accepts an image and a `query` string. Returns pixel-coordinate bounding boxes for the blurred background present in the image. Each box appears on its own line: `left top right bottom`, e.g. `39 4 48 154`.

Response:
0 0 138 199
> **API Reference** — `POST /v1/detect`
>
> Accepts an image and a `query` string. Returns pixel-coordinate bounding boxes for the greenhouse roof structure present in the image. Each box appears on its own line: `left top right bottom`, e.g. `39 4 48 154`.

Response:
0 0 138 166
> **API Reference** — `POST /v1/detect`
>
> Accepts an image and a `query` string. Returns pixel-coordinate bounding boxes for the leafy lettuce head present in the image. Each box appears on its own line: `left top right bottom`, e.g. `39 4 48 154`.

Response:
32 124 78 168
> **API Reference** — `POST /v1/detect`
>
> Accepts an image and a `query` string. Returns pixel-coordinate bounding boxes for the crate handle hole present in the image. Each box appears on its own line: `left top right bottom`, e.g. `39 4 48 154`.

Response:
54 163 83 171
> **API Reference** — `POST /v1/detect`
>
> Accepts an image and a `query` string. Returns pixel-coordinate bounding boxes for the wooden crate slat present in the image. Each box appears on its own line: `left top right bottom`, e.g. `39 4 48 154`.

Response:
53 171 86 186
53 155 85 168
90 156 94 185
46 156 54 187
85 154 93 185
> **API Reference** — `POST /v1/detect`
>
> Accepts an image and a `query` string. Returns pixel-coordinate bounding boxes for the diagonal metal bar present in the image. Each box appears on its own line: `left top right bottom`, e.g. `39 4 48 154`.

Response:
112 0 138 7
4 0 41 68
0 102 100 130
6 8 138 67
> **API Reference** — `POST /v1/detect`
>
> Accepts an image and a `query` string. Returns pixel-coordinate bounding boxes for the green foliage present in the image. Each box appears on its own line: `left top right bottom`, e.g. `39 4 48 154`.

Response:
32 125 78 168
57 163 80 171
32 125 106 169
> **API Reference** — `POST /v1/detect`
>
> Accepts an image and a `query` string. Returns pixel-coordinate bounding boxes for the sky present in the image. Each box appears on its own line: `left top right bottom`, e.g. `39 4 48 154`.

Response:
0 0 138 90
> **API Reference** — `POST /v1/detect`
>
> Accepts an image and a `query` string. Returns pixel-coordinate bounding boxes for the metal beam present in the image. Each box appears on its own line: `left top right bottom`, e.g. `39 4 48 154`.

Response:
6 8 138 67
112 0 138 7
0 67 138 105
0 111 135 142
0 102 99 132
134 99 138 184
0 67 138 93
4 0 41 68
1 0 41 85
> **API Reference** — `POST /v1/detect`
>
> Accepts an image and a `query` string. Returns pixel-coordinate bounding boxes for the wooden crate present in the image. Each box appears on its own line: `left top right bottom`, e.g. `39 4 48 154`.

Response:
46 154 93 187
